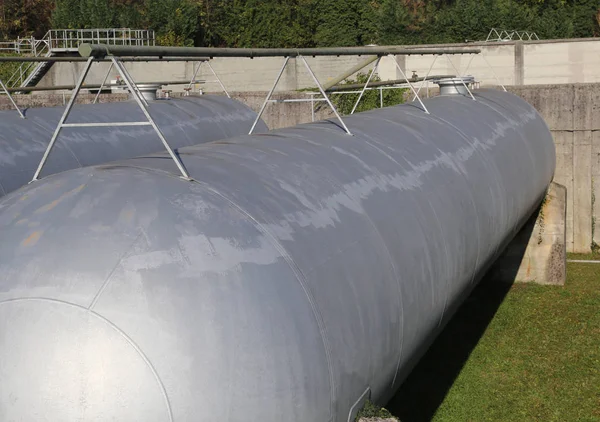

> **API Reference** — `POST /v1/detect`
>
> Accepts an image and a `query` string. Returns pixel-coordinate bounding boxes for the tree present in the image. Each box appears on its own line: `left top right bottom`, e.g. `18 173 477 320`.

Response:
0 0 53 38
313 0 378 47
144 0 202 46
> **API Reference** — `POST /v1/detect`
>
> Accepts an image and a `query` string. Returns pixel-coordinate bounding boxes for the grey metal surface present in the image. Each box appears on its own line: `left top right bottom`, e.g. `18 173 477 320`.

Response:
0 95 268 196
436 76 476 96
0 89 555 421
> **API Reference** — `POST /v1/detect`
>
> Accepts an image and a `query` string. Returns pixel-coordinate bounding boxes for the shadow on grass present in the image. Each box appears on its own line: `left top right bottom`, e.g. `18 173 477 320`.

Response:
387 208 540 422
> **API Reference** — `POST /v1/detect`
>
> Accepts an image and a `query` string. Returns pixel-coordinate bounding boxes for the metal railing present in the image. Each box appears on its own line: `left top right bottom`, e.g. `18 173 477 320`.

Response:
485 28 540 42
2 29 155 88
0 37 41 54
5 39 51 87
47 29 155 50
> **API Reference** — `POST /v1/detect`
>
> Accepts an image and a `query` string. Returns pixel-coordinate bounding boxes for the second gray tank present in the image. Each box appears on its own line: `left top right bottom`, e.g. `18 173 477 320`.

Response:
0 95 268 196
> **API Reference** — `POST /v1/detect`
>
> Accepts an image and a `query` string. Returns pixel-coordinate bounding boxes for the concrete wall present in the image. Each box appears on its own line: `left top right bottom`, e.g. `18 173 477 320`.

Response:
400 38 600 87
36 38 600 94
490 182 567 285
508 84 600 253
0 92 128 110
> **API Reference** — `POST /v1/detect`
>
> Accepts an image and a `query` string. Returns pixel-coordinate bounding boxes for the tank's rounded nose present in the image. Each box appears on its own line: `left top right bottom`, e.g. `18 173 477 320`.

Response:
0 299 171 421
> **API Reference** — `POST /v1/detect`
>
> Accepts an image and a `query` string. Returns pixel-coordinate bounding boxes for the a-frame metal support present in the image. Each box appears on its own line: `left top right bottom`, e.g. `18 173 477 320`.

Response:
249 55 353 135
444 54 476 100
31 56 191 182
188 60 230 98
351 57 381 115
390 54 430 114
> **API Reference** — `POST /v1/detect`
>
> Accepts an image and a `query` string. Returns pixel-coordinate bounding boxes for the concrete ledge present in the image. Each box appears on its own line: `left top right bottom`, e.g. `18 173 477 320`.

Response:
491 182 567 285
0 93 129 111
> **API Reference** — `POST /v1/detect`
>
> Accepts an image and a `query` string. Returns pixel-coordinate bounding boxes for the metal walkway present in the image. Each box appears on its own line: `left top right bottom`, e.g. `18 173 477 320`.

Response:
1 29 155 88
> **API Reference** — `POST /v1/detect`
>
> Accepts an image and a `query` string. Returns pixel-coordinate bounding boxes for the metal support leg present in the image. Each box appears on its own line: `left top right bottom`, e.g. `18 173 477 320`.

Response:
93 61 114 104
380 87 383 108
462 53 476 78
413 54 438 101
112 58 191 180
207 61 230 98
187 61 202 90
0 79 25 118
31 57 95 182
481 54 507 91
300 55 352 135
390 54 429 114
118 61 148 107
351 57 381 115
249 56 290 135
444 54 476 101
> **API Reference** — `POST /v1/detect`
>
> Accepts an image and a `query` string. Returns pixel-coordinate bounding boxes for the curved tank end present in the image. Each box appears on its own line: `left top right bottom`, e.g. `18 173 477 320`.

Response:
0 167 330 422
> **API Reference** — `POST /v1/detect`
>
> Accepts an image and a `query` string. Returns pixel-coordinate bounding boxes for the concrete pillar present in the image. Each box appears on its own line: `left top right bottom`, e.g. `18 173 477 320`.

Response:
491 182 567 285
593 131 600 251
553 131 575 252
514 41 524 85
394 55 406 80
573 131 593 252
572 85 595 253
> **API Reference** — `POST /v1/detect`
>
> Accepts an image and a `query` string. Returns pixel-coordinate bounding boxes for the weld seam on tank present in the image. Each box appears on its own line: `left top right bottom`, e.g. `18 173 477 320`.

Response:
0 296 175 421
428 112 504 281
418 114 485 288
88 230 145 310
187 177 338 421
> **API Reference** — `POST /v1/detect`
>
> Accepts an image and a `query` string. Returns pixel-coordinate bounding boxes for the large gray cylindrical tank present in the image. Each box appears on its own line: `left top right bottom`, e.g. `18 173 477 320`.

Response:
0 89 555 422
0 95 268 196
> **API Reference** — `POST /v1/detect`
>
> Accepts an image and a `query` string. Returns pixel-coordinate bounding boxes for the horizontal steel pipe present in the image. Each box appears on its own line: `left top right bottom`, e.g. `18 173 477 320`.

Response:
3 80 203 93
0 56 209 62
79 43 482 58
325 74 456 92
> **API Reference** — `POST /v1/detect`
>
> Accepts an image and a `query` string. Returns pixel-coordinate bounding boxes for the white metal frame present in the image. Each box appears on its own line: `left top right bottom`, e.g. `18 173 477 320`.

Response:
6 28 156 88
92 62 114 104
412 54 439 102
486 28 539 42
254 50 491 123
390 54 430 113
249 56 353 135
188 61 230 98
444 54 476 101
460 53 507 92
31 56 191 183
350 57 381 114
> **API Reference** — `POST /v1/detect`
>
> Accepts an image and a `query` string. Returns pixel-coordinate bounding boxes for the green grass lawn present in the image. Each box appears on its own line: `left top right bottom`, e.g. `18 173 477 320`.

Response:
387 257 600 422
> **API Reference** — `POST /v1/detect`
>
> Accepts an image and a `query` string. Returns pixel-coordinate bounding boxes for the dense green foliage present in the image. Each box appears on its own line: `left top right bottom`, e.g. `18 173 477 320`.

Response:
51 0 203 46
0 52 21 83
1 1 598 46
